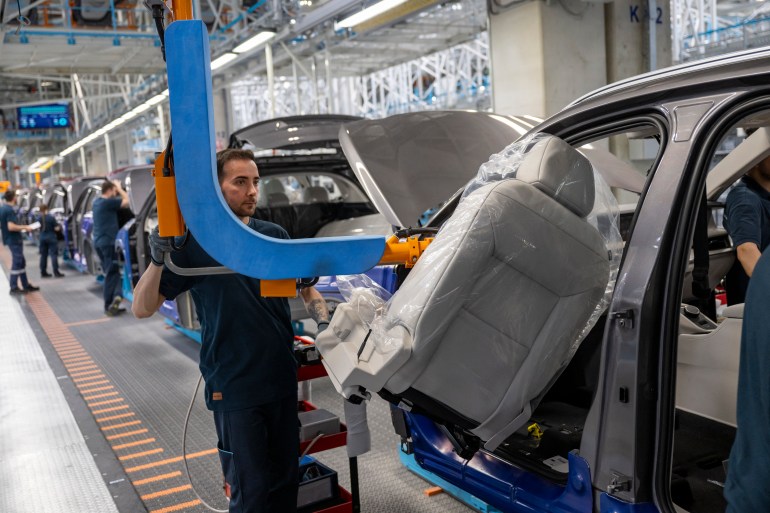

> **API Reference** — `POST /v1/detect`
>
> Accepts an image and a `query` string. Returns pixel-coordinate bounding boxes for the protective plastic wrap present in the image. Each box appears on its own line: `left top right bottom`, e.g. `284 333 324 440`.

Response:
317 133 621 449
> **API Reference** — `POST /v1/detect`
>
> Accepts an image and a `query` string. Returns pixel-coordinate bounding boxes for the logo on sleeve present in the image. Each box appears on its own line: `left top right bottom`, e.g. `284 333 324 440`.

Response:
212 392 223 401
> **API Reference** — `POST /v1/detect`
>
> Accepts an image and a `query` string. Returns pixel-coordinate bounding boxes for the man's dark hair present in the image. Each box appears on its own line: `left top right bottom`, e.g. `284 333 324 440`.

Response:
3 190 15 202
39 204 49 213
216 148 256 182
101 180 116 194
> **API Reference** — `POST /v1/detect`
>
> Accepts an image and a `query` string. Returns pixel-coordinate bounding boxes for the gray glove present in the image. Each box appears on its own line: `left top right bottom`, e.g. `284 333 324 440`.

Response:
149 227 175 266
316 321 329 334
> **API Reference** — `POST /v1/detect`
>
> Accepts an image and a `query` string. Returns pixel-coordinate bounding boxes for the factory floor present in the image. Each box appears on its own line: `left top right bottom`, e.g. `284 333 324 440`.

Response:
0 241 476 513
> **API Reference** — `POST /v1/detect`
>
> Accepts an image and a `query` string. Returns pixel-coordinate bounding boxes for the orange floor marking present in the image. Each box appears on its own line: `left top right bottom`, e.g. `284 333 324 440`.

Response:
58 350 88 357
87 398 125 407
92 404 130 415
78 385 114 393
97 412 136 423
64 317 113 327
58 346 87 353
124 448 218 473
106 428 149 440
65 359 95 367
52 341 80 347
70 369 104 378
101 420 142 432
82 391 119 400
119 448 164 461
148 499 202 513
66 364 99 372
112 438 156 450
140 484 192 500
61 355 91 362
76 380 111 389
132 471 182 486
72 370 107 383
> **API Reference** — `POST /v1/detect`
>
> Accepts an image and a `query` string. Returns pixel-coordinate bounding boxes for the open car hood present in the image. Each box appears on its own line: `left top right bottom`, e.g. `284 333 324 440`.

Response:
230 115 363 151
339 111 540 227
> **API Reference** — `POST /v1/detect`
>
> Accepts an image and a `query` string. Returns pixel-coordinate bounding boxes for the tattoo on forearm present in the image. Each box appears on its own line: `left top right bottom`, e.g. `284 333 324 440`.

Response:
307 298 330 324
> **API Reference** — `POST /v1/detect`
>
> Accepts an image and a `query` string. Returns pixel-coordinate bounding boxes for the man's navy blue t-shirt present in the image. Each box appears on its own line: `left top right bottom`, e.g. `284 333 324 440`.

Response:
158 219 296 412
724 249 770 512
92 196 123 248
723 176 770 304
0 204 22 246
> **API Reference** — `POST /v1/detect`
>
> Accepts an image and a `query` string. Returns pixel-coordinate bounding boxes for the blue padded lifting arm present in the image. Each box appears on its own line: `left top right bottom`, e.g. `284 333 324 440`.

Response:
165 21 387 279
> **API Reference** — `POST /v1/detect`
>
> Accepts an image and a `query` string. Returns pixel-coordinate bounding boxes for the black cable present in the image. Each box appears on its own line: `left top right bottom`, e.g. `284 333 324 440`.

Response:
162 133 172 177
14 0 30 30
152 6 166 61
394 226 438 238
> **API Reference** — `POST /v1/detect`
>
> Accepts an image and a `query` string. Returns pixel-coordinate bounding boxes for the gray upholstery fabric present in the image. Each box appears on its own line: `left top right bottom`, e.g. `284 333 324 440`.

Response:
303 186 329 203
381 137 610 449
515 136 595 217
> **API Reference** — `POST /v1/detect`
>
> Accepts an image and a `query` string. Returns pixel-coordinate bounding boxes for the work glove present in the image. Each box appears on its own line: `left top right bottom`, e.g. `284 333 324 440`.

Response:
316 321 329 334
149 226 175 267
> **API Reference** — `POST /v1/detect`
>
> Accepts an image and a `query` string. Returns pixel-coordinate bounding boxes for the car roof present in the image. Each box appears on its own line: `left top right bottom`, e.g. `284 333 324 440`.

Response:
231 115 363 151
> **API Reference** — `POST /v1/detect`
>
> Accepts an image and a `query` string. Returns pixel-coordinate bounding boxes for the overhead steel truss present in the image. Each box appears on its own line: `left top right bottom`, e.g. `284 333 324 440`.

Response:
673 0 770 62
229 30 490 128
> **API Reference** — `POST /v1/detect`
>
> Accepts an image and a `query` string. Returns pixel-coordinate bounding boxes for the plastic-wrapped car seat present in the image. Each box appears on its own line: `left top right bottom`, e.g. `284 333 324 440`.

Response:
317 135 614 450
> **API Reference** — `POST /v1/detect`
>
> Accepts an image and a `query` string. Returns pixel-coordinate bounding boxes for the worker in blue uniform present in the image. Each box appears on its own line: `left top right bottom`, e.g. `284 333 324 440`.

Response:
724 248 770 512
723 153 770 305
38 204 64 278
92 180 129 315
132 149 330 513
0 190 40 294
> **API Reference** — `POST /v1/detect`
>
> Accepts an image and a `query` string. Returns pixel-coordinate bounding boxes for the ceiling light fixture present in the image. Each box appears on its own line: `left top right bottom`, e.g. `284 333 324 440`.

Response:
233 31 276 54
211 52 238 70
334 0 409 30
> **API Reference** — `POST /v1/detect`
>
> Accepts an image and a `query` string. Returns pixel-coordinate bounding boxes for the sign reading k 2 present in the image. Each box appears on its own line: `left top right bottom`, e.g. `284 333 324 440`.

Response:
630 5 663 24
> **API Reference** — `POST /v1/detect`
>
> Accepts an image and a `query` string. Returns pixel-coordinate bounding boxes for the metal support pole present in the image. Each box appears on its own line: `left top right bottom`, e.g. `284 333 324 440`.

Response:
311 56 319 114
104 133 113 173
80 147 87 176
324 48 332 114
648 0 657 71
266 43 275 120
293 61 301 115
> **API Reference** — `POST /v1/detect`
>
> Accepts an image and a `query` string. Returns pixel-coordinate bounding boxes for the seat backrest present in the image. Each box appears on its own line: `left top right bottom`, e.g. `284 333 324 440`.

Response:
381 136 610 448
303 186 329 204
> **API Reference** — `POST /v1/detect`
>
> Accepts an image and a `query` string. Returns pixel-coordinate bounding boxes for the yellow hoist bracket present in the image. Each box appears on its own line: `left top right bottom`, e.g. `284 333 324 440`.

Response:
153 151 185 237
379 234 434 268
260 279 297 298
527 423 543 439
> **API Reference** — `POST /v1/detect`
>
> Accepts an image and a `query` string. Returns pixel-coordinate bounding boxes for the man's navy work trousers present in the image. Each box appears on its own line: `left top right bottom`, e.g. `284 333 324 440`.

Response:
9 242 29 291
213 394 299 513
96 244 120 312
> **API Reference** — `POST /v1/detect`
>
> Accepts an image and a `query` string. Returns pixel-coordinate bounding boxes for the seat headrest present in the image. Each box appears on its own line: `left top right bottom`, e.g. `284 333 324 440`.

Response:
303 186 329 204
515 136 595 217
268 192 290 207
263 180 285 195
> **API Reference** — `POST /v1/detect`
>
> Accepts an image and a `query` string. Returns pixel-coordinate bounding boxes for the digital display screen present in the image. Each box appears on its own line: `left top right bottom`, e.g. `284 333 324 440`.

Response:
17 103 70 129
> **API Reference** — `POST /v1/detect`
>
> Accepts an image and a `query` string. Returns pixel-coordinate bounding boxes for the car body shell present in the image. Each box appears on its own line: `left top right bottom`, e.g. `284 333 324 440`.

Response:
386 47 770 513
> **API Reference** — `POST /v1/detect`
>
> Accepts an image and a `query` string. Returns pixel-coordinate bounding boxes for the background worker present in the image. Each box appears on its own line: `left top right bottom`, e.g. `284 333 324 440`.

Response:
92 180 129 315
0 190 40 294
723 152 770 305
132 148 330 513
38 204 64 278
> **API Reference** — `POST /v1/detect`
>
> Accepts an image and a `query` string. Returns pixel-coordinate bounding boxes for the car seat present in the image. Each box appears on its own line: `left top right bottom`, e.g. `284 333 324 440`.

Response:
262 180 290 207
317 136 611 450
303 186 329 204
